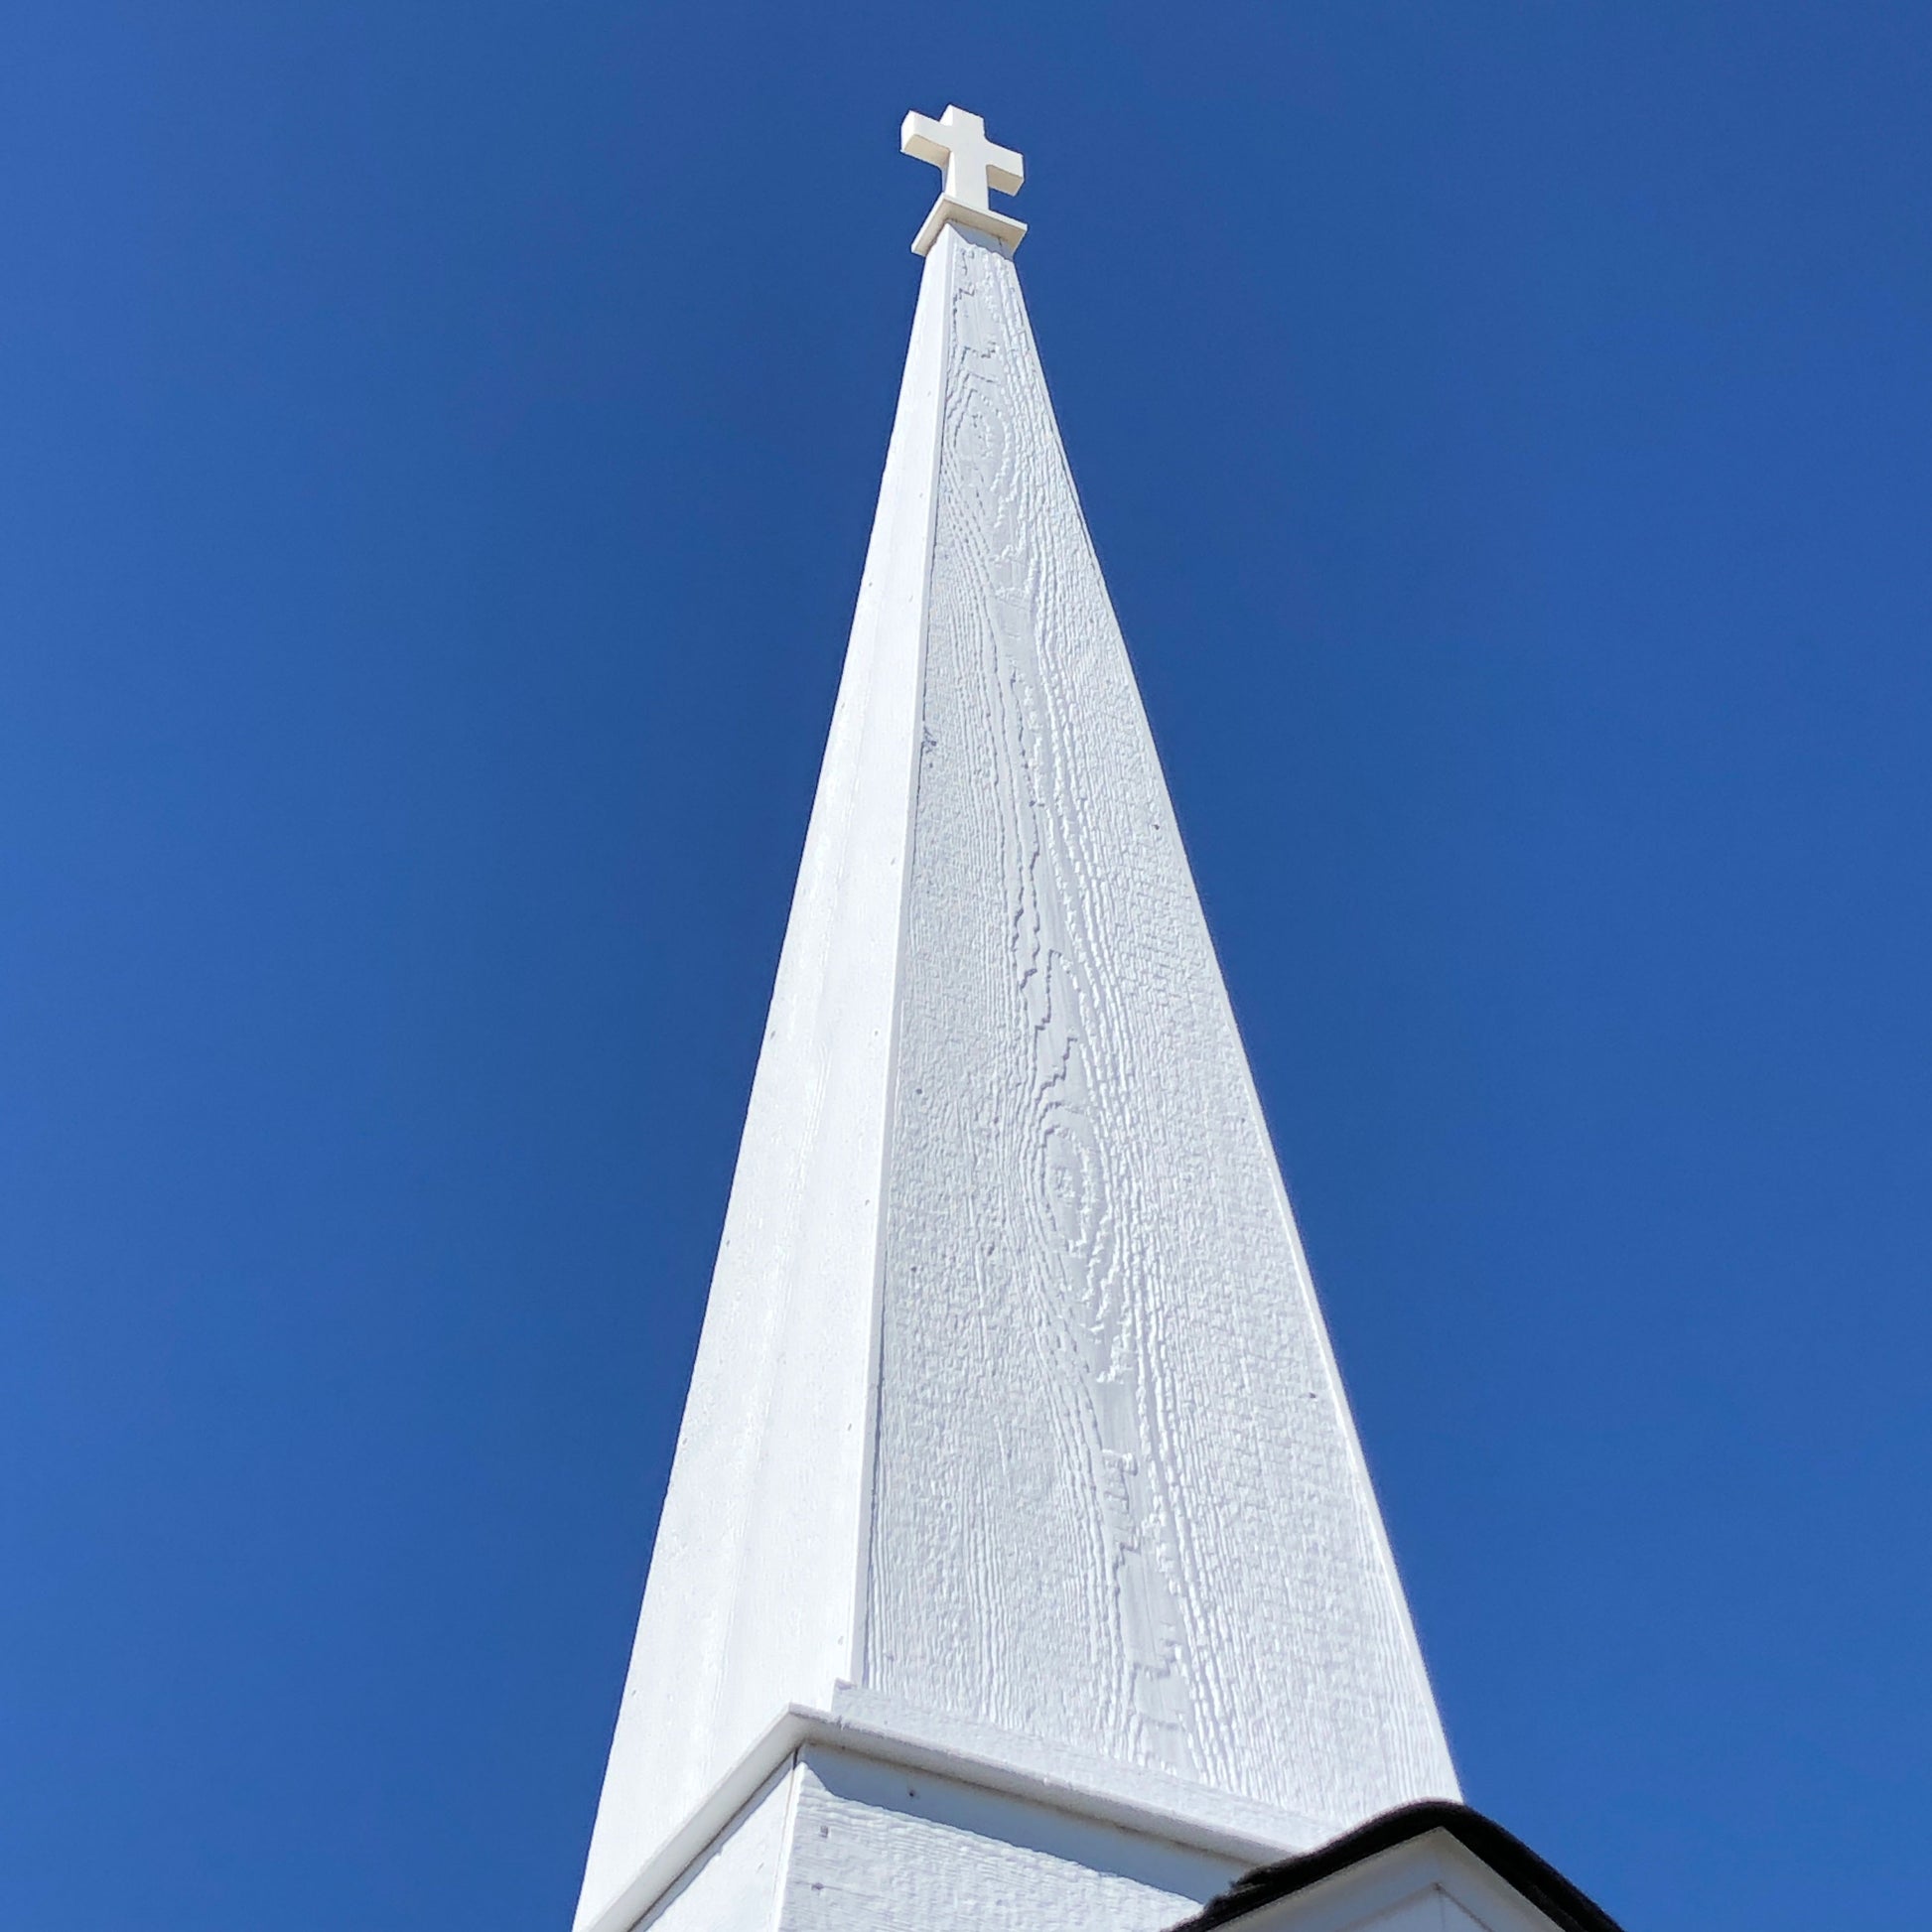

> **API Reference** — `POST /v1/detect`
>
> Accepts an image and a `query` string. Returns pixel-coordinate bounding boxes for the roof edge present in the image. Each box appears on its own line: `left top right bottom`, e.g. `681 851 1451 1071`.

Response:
1167 1801 1624 1932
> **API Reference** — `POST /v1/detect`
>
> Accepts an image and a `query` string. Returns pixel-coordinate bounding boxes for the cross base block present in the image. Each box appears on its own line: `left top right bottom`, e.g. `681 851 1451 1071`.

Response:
912 196 1028 257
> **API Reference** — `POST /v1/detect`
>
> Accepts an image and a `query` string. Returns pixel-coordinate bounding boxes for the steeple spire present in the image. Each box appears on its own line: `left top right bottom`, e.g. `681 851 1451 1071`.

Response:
573 119 1456 1932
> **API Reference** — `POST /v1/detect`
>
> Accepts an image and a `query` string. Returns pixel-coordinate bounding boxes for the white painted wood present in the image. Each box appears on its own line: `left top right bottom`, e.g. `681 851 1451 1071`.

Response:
637 1765 794 1932
1211 1834 1571 1932
863 223 1456 1831
781 1747 1223 1932
588 1731 1240 1932
902 105 1027 255
573 215 949 1932
1354 1894 1462 1932
579 1693 1321 1932
579 202 1456 1931
828 1684 1325 1854
1325 1893 1451 1932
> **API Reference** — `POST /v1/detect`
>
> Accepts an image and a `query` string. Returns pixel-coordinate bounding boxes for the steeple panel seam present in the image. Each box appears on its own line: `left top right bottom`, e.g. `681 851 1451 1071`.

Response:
848 225 961 1692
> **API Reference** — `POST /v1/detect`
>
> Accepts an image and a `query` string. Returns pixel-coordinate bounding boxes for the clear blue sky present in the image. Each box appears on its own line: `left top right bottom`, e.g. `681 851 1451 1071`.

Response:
3 5 1928 1927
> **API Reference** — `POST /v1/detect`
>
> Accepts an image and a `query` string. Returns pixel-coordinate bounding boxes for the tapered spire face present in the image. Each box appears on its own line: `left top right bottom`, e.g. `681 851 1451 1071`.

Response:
574 130 1455 1932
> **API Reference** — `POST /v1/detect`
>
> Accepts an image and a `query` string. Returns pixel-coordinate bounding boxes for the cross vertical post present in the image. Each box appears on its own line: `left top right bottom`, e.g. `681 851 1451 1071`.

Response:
900 105 1028 256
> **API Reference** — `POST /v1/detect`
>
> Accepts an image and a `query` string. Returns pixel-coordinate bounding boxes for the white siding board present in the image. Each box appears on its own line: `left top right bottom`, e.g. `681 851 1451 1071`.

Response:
782 1751 1216 1932
864 225 1454 1828
637 1764 795 1932
574 234 948 1929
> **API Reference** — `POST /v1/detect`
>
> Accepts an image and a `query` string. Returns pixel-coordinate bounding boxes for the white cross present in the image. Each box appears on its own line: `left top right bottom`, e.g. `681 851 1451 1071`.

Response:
900 105 1028 258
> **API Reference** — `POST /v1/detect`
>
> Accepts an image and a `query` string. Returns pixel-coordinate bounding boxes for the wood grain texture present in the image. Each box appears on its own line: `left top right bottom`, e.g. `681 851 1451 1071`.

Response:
583 215 1457 1932
781 1751 1214 1932
863 225 1456 1829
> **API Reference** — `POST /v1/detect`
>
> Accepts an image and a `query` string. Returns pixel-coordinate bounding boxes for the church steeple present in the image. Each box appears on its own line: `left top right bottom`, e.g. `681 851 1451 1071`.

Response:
574 114 1457 1932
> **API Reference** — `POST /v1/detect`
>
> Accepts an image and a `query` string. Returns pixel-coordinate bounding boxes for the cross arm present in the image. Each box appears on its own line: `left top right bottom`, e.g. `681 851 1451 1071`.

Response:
899 112 950 168
980 142 1024 196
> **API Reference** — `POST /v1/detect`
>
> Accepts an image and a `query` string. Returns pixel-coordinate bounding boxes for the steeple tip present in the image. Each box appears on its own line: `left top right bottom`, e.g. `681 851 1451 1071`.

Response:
901 103 1028 255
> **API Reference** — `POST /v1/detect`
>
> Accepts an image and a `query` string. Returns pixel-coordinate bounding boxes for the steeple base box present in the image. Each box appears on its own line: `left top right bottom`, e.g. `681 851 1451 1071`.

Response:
610 1722 1623 1932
